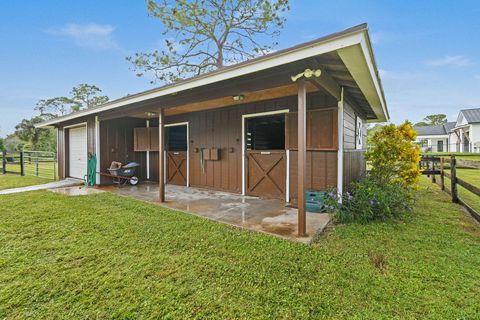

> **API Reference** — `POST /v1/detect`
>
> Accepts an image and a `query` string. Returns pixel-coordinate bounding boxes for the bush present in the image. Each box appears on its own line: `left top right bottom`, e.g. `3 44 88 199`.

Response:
325 178 414 223
365 121 421 189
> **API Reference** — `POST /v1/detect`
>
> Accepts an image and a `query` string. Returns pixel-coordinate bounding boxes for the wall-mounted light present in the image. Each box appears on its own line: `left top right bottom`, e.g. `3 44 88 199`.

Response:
232 94 245 101
146 112 157 117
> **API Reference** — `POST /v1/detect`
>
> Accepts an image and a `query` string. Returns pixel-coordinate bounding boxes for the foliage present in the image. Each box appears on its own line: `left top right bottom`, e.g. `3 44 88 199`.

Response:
366 121 422 189
366 123 384 141
127 0 290 83
35 84 109 119
35 97 74 119
14 116 54 151
3 134 24 152
0 137 4 151
70 84 109 112
325 178 415 223
0 178 479 318
414 113 447 126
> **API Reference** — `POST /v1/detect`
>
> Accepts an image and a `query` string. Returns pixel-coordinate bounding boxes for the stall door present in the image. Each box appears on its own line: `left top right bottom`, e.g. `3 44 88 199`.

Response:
166 125 188 186
247 151 286 198
245 113 286 199
69 126 87 179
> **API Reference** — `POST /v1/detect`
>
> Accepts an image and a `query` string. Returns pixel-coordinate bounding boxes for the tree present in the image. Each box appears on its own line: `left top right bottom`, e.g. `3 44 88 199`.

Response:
127 0 290 83
35 97 74 119
35 84 109 119
70 84 109 111
0 137 4 151
14 116 52 150
415 114 447 126
366 123 384 142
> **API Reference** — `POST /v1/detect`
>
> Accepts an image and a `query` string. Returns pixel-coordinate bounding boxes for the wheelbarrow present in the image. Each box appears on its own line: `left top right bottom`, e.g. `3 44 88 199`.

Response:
100 162 140 185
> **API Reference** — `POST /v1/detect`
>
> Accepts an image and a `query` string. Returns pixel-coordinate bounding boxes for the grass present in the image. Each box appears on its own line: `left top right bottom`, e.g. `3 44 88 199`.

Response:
0 178 479 318
0 174 51 190
3 161 56 180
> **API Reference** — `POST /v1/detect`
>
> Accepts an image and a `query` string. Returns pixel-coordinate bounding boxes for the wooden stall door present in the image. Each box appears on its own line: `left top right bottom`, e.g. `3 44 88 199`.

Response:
166 151 187 185
246 150 286 199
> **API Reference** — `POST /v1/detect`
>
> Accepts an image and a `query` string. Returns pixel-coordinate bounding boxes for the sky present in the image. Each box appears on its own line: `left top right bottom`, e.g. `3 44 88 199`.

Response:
1 0 479 137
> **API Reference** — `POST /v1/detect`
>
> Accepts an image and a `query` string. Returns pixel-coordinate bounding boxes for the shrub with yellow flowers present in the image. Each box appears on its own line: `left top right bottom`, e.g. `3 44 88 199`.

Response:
365 121 421 189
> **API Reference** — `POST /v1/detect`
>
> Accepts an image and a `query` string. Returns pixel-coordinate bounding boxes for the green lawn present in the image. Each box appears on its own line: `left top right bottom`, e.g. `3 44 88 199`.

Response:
0 174 51 190
0 178 479 318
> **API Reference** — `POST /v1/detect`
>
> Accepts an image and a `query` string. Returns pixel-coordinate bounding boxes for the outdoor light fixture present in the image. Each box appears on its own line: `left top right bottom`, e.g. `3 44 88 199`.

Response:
232 94 245 101
146 112 157 117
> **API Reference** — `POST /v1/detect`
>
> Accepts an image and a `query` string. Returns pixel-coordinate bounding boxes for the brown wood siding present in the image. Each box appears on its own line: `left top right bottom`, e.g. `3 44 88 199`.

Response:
343 150 366 190
289 150 337 199
158 91 337 193
57 127 65 179
99 118 148 184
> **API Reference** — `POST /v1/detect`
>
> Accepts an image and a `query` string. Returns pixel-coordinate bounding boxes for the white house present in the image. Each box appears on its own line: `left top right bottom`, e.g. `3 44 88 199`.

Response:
414 108 480 153
448 108 480 152
414 122 455 152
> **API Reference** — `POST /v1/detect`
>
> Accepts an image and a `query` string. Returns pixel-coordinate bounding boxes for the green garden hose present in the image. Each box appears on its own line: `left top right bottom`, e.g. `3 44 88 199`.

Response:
87 153 97 186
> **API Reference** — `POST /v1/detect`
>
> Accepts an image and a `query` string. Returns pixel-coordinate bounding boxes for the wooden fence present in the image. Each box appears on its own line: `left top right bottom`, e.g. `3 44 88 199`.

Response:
420 154 480 222
1 150 57 180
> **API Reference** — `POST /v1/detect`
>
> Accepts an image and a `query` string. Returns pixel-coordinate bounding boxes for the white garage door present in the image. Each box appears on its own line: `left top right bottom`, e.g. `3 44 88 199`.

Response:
69 126 87 179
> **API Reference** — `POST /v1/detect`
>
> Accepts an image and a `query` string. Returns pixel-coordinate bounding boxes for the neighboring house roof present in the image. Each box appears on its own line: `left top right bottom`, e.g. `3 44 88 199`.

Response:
460 108 480 123
414 122 456 136
38 23 388 128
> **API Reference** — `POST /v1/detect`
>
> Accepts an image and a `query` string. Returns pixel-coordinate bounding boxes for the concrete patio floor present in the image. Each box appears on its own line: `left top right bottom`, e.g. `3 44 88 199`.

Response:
100 183 330 243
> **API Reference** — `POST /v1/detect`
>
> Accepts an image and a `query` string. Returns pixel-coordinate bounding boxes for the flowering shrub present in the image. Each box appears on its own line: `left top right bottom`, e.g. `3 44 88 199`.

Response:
325 178 414 223
365 121 421 189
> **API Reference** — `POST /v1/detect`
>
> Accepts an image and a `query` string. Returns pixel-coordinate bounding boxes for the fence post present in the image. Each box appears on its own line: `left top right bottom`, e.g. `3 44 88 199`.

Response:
20 151 24 176
451 155 458 203
440 157 445 191
431 158 436 183
2 150 6 174
35 154 39 177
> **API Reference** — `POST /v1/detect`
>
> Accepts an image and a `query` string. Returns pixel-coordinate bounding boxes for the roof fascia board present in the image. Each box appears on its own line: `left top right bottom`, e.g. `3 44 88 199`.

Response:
37 31 369 128
337 33 387 123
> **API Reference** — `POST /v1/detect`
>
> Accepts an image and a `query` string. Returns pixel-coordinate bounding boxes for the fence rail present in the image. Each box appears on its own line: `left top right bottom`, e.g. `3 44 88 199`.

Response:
1 150 57 180
420 154 480 222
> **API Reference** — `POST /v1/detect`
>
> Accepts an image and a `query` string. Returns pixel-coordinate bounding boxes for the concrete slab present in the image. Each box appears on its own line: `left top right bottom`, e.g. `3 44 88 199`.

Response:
49 186 104 196
101 183 330 243
0 178 84 195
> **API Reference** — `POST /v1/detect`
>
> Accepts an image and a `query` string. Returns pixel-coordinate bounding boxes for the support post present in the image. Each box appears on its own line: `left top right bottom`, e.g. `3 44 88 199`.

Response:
451 155 458 203
337 87 344 200
159 109 165 203
20 151 24 176
297 79 307 237
431 158 436 183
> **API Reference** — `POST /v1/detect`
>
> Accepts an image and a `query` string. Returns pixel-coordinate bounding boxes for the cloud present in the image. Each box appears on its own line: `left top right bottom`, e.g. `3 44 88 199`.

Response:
47 23 118 50
426 55 471 67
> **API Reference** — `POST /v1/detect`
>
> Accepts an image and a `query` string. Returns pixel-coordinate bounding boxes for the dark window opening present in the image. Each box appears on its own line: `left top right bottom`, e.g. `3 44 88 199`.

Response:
166 125 187 151
246 114 285 150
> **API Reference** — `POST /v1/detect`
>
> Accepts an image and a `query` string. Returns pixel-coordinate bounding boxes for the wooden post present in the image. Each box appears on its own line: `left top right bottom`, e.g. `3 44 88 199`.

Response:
20 151 24 176
2 150 6 174
297 79 307 237
440 157 445 191
159 109 165 203
431 158 436 183
451 155 458 203
35 154 39 177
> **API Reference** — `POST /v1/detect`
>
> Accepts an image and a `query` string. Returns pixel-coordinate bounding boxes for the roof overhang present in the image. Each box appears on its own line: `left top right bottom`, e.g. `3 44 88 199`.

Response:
37 23 388 128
